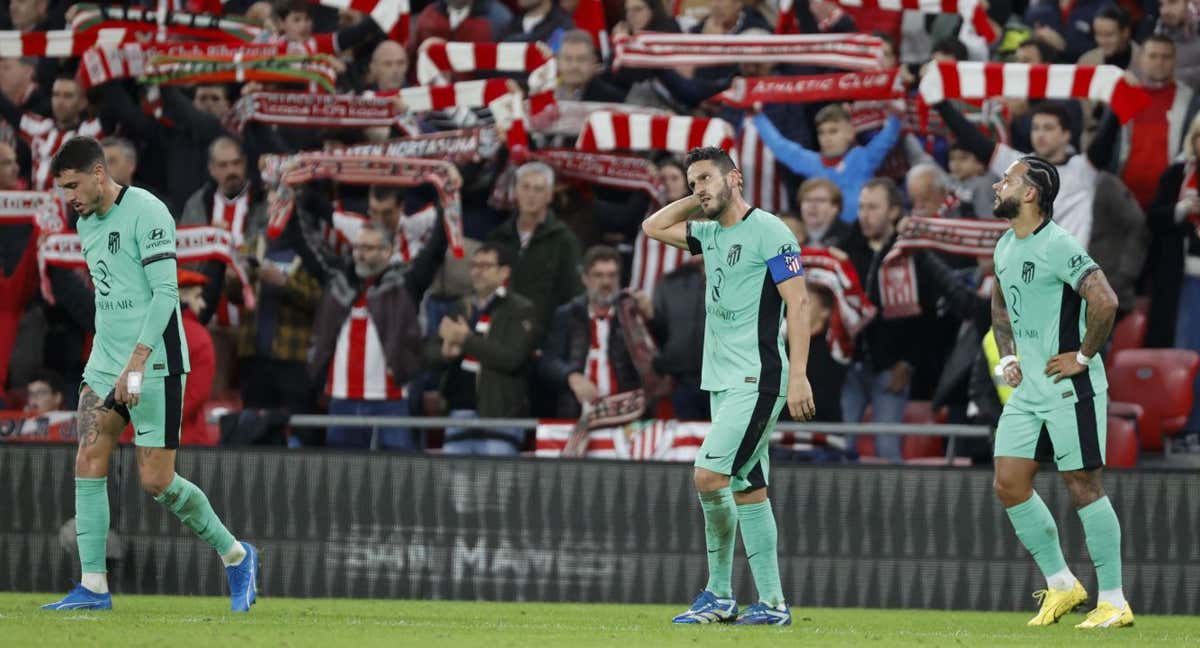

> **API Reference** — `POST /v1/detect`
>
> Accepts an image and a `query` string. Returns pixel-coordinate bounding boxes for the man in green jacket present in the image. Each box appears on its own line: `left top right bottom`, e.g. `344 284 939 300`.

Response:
427 242 540 455
486 161 583 335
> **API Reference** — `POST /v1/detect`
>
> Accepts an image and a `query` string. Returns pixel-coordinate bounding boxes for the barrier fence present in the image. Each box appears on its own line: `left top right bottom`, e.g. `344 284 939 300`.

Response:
4 444 1199 612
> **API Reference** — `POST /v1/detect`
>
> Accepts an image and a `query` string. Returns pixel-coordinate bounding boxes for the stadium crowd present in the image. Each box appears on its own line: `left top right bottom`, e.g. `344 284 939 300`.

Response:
0 0 1198 462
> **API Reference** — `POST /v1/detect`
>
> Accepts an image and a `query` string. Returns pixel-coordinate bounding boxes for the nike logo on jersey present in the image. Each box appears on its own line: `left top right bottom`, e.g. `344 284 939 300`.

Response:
704 452 726 460
136 429 152 436
1055 452 1069 461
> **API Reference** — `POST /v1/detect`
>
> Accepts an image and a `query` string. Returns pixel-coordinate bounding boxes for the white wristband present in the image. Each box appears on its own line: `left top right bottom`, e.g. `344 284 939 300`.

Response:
994 355 1018 376
1076 352 1091 366
127 371 143 395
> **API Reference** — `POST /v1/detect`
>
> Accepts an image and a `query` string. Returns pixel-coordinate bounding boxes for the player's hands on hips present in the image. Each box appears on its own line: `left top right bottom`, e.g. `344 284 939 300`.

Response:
1002 362 1023 388
787 375 816 421
1044 352 1087 383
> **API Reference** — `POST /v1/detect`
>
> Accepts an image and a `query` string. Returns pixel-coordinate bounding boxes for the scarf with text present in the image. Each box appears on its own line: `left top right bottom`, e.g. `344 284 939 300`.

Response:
800 248 876 364
612 32 886 72
879 216 1009 319
416 39 557 121
562 390 648 457
919 62 1151 124
0 191 66 232
714 69 902 108
261 153 465 258
38 225 255 308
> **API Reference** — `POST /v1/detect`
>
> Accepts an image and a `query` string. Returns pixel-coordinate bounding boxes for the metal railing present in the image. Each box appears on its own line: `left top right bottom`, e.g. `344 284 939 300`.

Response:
287 414 990 461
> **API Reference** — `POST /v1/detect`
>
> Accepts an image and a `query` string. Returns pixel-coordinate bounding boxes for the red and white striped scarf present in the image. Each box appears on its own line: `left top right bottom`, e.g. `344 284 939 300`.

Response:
262 154 466 258
777 0 996 42
228 92 403 131
18 115 104 191
76 41 339 91
69 3 265 42
629 237 690 298
880 216 1008 319
572 0 610 61
0 28 136 58
211 189 250 247
38 225 255 308
331 128 499 165
612 32 887 72
576 112 737 156
374 81 532 153
919 62 1151 124
416 39 557 119
800 247 876 364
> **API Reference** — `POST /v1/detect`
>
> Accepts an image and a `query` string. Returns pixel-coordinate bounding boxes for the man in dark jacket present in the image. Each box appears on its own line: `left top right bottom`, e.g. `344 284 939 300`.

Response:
487 161 583 335
540 245 641 419
501 0 574 44
649 258 708 420
427 242 539 455
840 178 920 461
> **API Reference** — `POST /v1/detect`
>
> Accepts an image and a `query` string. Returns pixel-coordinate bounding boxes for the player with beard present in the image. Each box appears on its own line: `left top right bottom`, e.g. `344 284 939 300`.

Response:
642 146 814 626
41 137 259 613
990 155 1131 629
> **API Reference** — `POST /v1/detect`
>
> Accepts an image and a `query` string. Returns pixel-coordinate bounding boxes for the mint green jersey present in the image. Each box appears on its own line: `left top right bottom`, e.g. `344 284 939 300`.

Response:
993 219 1106 411
77 186 189 379
686 208 803 395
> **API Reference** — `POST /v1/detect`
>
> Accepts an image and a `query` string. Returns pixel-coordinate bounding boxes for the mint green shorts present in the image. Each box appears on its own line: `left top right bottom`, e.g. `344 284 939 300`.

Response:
994 392 1107 471
694 389 786 492
82 370 186 449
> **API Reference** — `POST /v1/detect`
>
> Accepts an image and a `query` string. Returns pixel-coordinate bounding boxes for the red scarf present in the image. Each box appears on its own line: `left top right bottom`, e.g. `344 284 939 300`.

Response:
416 39 557 120
576 112 736 156
613 32 887 71
714 70 902 108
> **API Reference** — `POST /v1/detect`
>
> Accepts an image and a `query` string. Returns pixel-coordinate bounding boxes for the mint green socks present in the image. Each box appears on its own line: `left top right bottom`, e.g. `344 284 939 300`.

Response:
1005 491 1069 580
75 477 110 575
155 474 237 556
1078 496 1123 591
699 488 737 599
738 500 784 607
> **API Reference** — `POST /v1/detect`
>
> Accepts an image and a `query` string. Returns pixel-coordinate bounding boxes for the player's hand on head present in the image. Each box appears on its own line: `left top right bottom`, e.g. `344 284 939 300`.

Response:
787 376 815 421
1044 352 1087 383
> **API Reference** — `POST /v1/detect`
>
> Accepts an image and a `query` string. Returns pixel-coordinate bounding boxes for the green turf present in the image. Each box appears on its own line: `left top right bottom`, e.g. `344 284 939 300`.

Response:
1 594 1197 647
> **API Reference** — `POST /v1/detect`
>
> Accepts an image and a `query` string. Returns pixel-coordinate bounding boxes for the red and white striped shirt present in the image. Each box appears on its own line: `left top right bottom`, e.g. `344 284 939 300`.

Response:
327 290 406 401
629 229 690 297
211 189 250 246
739 115 788 215
396 202 437 264
18 114 103 191
586 306 618 398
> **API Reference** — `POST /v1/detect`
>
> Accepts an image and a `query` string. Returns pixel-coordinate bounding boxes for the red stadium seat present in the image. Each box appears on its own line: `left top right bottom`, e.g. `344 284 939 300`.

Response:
1105 415 1139 468
1107 309 1147 363
1106 350 1200 451
900 401 947 459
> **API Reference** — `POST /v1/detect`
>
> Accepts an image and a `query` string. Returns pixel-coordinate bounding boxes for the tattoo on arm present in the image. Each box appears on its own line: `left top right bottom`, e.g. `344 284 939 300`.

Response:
991 282 1016 357
76 388 105 448
1077 268 1117 358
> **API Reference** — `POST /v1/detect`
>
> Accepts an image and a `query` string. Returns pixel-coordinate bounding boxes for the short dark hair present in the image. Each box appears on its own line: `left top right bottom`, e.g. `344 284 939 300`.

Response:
684 146 736 175
862 177 903 211
932 37 968 61
28 369 65 397
1143 33 1175 51
582 244 622 273
477 242 516 270
653 154 686 177
49 136 105 178
1017 38 1056 64
1094 4 1131 29
1031 101 1074 134
1019 155 1060 218
273 0 313 19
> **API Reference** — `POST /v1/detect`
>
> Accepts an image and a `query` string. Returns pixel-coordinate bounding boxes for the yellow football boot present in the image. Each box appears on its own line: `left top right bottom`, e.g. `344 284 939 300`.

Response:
1075 602 1135 629
1026 580 1088 626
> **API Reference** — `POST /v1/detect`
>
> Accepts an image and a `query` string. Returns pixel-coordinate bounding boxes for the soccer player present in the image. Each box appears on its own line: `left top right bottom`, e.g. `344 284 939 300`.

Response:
41 137 259 612
642 146 815 626
990 155 1131 629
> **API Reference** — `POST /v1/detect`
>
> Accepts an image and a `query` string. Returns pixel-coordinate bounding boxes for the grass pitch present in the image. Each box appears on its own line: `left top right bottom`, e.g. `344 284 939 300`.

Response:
1 594 1197 647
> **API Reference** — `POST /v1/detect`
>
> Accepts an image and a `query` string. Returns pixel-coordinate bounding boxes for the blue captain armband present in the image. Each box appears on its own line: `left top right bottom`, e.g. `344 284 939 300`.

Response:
767 251 804 284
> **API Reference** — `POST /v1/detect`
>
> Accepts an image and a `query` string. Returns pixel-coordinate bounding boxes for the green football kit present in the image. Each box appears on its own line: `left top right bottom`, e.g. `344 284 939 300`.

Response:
77 186 190 448
992 218 1108 471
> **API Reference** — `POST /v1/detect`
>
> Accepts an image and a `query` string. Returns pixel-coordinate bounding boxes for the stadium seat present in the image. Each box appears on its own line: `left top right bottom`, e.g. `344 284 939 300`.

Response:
1106 350 1200 451
1107 309 1147 363
1105 415 1138 468
900 401 947 459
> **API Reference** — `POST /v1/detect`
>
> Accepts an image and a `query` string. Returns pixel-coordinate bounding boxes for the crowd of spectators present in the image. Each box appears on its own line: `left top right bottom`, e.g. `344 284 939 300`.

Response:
1 0 1198 461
